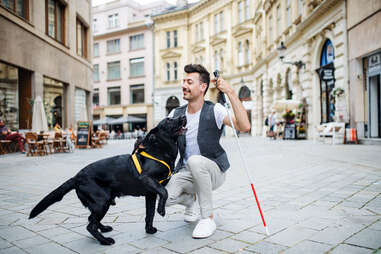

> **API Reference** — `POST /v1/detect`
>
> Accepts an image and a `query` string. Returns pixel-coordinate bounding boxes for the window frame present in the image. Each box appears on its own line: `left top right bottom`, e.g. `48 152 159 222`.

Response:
45 0 65 44
76 17 88 58
107 86 121 105
2 0 29 20
107 61 121 80
129 33 144 51
93 43 99 57
129 57 145 78
130 84 145 104
93 64 99 82
106 38 121 54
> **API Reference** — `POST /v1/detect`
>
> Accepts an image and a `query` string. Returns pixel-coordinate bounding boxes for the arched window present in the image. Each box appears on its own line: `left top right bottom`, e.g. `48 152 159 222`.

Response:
286 69 293 99
239 85 251 101
166 63 170 81
173 62 178 80
320 39 334 66
166 96 179 115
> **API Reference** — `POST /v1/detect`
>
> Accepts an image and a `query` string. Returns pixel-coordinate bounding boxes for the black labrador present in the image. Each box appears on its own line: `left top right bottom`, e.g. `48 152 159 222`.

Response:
29 116 187 245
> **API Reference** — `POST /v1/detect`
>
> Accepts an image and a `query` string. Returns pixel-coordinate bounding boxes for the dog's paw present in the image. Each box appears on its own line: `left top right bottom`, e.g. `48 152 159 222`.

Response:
99 225 113 233
157 206 165 217
146 226 157 234
100 237 115 245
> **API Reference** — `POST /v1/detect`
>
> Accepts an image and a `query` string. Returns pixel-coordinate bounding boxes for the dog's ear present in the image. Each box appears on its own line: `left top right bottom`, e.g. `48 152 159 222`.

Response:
142 128 158 146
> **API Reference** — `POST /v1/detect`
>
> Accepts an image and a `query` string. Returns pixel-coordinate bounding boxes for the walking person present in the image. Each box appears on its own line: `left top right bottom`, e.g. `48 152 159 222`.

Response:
167 64 250 238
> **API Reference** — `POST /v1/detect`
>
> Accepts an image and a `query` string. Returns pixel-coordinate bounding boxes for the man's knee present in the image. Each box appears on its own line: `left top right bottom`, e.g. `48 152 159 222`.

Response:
186 155 204 173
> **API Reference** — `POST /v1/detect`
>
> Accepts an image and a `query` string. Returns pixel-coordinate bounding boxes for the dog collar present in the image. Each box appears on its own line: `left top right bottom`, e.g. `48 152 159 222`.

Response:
132 151 171 184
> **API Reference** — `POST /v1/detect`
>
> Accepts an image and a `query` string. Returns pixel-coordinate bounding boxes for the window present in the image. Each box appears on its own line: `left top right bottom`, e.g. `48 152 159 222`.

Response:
2 0 29 19
220 49 224 69
93 64 99 82
200 22 204 40
286 70 293 100
130 34 144 50
244 0 250 20
108 13 119 28
200 56 203 65
93 88 99 107
215 50 219 70
93 18 97 32
76 19 88 58
214 14 218 34
166 63 170 81
166 31 170 48
46 0 65 43
238 1 243 24
269 15 273 43
277 5 281 36
107 39 120 54
173 30 178 47
129 57 144 77
245 40 250 64
219 11 224 32
108 87 120 105
238 42 243 66
93 43 99 57
130 84 145 104
195 24 199 42
286 0 291 27
107 61 120 80
173 62 178 80
298 0 303 16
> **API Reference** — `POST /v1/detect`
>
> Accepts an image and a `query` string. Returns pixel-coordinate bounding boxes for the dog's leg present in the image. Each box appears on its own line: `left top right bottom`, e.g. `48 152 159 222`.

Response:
145 194 157 234
139 175 168 217
87 214 115 245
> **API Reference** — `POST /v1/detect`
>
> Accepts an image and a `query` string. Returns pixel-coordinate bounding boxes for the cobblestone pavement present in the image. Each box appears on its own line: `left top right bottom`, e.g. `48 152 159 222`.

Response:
0 137 380 254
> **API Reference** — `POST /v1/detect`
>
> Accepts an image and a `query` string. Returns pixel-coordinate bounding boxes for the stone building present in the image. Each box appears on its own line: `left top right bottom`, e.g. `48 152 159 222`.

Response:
0 0 92 130
152 0 349 139
347 0 381 141
91 0 170 132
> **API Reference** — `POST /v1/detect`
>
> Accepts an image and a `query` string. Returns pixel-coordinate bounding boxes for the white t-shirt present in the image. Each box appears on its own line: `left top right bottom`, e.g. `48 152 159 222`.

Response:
168 103 227 163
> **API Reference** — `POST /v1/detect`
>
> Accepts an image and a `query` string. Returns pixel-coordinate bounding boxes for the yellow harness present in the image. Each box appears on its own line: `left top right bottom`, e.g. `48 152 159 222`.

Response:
132 151 172 184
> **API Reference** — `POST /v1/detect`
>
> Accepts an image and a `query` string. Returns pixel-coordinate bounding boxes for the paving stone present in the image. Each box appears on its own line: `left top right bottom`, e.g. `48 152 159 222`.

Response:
281 240 332 254
265 226 318 247
345 228 381 249
209 238 249 253
0 246 28 254
13 235 51 249
231 230 266 244
129 236 169 250
245 240 287 254
27 242 77 254
0 226 37 242
189 246 227 254
330 244 374 254
308 224 364 245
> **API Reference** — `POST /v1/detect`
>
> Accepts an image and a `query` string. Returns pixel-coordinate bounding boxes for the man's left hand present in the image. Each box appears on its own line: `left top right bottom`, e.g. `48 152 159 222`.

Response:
211 77 233 95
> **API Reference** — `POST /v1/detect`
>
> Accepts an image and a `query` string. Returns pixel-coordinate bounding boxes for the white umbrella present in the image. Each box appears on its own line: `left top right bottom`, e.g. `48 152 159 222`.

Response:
32 96 49 132
272 99 301 111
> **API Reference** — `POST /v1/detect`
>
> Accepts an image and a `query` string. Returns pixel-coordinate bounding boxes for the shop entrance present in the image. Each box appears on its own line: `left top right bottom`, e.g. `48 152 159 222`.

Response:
368 74 381 138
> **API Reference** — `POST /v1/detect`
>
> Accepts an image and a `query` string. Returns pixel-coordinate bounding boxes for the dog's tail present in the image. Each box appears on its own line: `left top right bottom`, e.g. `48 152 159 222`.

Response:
29 178 76 219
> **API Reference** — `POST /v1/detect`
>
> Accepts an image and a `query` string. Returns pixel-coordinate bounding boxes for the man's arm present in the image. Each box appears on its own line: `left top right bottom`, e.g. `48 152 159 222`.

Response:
211 78 251 132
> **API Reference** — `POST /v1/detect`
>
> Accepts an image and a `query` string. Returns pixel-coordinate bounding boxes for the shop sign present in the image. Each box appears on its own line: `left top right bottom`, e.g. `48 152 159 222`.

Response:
76 121 90 148
320 68 335 81
368 53 381 76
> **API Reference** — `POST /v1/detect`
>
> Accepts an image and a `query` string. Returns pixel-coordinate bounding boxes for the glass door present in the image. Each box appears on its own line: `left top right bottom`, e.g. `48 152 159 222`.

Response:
368 74 381 138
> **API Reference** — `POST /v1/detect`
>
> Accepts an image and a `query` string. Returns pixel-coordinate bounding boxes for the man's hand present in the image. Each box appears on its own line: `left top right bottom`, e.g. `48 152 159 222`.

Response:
211 77 234 95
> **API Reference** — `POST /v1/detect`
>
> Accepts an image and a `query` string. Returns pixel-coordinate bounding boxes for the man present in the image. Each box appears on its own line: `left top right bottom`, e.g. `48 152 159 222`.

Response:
0 120 26 153
167 64 250 238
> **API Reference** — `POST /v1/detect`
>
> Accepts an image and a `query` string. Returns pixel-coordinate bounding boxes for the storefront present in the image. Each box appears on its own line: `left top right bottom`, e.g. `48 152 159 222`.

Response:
365 52 381 138
43 77 65 129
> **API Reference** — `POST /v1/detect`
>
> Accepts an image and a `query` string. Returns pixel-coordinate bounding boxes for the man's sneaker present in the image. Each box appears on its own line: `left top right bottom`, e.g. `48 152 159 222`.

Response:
192 217 216 239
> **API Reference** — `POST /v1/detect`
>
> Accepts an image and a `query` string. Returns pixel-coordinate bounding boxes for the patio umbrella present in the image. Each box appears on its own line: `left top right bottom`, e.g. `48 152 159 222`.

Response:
272 99 301 111
109 115 146 125
93 117 113 125
32 96 49 132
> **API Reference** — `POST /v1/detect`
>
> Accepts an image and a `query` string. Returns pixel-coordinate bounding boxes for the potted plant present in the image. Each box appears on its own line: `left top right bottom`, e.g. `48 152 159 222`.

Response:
282 110 295 124
332 87 344 97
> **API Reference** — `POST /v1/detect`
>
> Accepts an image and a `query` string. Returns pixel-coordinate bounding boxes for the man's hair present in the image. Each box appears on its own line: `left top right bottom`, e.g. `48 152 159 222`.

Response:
184 64 210 95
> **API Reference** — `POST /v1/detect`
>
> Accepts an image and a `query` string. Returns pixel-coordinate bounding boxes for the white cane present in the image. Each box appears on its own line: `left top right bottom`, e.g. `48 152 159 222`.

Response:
214 70 269 236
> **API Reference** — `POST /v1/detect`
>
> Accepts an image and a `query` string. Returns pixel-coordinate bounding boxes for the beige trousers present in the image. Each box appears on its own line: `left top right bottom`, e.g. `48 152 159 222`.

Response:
166 155 226 218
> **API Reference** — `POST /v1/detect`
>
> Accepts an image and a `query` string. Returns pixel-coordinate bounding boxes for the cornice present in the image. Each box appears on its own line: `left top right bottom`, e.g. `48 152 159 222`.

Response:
191 44 206 53
232 21 254 38
161 50 182 59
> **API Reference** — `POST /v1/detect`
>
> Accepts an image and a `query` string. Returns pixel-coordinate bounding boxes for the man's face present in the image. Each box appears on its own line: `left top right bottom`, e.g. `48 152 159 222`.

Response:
182 72 206 101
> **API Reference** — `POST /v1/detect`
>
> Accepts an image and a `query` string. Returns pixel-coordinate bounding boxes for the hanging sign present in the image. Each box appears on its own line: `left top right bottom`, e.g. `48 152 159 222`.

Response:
368 53 381 76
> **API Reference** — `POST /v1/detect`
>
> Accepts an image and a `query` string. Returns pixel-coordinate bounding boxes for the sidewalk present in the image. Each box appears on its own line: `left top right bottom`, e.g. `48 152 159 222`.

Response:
0 137 380 254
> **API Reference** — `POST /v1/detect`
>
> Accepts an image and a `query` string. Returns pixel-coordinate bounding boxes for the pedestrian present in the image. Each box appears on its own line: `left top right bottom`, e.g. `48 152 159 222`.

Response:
167 64 250 239
54 122 62 132
268 111 276 137
0 119 26 153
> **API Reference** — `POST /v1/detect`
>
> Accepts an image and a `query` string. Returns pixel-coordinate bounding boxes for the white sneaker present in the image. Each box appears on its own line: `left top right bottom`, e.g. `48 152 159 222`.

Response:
192 218 216 239
184 201 199 223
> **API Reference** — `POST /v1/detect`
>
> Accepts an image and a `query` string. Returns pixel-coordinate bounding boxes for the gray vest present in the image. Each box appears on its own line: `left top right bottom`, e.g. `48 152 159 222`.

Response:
173 101 230 172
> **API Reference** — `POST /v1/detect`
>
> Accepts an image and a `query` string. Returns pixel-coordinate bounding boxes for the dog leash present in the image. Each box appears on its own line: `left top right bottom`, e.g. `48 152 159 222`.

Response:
132 151 172 184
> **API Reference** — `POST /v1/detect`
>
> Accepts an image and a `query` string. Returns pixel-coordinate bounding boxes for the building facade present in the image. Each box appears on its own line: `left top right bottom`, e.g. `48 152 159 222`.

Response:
92 0 170 132
0 0 92 130
347 0 381 140
153 0 349 139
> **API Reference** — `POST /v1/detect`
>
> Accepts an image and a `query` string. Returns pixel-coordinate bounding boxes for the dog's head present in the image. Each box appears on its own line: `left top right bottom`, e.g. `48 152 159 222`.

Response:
142 115 187 148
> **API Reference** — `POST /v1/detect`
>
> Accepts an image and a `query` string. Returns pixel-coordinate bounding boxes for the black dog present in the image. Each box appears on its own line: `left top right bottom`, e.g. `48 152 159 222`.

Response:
29 116 187 245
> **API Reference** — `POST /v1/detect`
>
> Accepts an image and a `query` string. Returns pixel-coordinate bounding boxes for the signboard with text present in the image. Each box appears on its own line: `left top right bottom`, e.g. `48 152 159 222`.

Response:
76 121 90 148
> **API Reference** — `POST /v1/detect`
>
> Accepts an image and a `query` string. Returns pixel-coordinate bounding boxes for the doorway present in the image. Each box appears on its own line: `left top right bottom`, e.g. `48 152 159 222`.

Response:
368 74 381 138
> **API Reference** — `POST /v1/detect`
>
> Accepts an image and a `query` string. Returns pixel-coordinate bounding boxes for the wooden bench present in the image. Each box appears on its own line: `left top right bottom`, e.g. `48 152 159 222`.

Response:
315 122 345 144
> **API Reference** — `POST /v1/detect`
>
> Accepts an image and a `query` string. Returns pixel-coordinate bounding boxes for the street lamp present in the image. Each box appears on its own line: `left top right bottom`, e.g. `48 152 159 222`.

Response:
277 41 306 69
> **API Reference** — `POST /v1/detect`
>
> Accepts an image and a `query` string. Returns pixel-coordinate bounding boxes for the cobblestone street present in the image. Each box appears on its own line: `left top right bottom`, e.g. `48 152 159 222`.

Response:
0 137 380 254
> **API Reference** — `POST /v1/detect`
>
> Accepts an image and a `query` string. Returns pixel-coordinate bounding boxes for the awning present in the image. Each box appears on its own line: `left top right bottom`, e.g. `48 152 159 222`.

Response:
109 115 146 125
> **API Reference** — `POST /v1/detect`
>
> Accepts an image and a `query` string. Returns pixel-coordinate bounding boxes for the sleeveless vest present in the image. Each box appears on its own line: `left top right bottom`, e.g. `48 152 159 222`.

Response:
173 101 230 172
